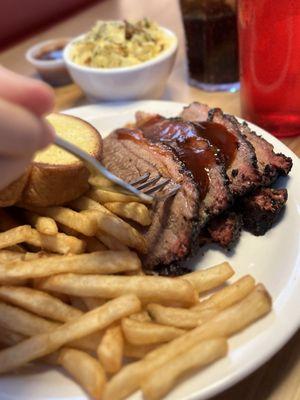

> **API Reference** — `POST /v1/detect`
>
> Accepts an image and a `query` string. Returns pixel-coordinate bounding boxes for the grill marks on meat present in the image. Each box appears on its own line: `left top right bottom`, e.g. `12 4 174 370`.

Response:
138 116 232 227
102 129 200 271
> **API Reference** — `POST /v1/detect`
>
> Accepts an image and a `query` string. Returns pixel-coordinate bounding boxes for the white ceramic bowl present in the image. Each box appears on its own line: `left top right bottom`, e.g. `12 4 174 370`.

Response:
63 27 178 101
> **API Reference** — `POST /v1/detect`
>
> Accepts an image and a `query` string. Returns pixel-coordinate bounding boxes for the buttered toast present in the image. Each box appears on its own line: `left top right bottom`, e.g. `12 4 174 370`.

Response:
0 113 102 207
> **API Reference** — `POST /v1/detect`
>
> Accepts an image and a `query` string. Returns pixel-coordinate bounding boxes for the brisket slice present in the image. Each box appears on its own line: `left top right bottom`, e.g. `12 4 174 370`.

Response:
136 115 232 227
181 102 262 197
238 122 293 185
103 129 200 272
180 102 210 122
238 187 288 236
206 211 242 249
181 102 293 187
181 102 290 246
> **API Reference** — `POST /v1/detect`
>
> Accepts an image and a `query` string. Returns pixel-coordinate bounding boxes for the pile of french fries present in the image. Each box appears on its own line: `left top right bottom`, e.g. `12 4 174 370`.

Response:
0 175 272 400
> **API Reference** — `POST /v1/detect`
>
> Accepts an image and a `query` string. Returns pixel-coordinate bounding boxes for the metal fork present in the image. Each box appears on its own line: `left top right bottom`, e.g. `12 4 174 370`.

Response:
129 173 181 201
54 137 180 202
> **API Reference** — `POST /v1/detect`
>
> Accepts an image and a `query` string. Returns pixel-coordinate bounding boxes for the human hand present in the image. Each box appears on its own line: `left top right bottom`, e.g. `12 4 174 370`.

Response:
0 66 55 190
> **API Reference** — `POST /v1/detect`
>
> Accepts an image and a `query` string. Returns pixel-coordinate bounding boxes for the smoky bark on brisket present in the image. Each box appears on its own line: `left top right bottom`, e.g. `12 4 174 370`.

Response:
239 188 288 236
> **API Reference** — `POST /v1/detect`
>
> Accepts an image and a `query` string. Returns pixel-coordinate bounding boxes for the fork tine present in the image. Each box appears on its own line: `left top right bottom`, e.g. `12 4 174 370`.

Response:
156 184 181 201
144 178 171 195
129 173 150 186
135 174 161 190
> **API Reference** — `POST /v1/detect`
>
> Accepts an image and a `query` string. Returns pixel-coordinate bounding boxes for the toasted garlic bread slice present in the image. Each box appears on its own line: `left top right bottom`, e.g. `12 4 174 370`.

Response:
0 113 102 208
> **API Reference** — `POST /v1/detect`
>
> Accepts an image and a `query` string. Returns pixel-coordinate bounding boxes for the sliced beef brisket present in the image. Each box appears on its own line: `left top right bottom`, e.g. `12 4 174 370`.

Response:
181 102 292 188
239 188 288 236
181 102 261 196
137 116 232 227
206 211 242 249
102 128 200 271
238 122 292 185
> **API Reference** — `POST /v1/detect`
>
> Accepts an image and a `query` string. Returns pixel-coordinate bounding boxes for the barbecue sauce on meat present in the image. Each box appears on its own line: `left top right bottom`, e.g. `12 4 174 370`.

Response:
140 119 218 200
139 117 237 200
194 121 238 168
118 117 237 201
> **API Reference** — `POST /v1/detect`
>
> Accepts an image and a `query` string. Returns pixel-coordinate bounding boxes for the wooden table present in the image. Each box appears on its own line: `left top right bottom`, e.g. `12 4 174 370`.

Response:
0 1 299 399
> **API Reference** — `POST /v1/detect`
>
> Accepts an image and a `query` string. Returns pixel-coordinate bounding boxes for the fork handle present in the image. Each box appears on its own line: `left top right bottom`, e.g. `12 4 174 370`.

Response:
54 136 153 203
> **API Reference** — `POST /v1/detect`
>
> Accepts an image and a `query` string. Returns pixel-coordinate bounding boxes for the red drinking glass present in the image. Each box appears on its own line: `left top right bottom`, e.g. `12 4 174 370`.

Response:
238 0 300 137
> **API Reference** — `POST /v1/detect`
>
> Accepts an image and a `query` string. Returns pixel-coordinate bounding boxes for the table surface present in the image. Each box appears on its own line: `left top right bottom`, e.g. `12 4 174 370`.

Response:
0 1 299 399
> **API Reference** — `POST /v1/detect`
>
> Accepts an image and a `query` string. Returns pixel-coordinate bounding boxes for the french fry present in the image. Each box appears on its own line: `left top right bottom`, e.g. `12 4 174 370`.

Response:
6 244 26 253
147 304 216 329
0 251 19 263
104 202 152 226
23 206 99 237
0 301 60 336
103 285 271 400
39 274 198 306
181 262 234 293
148 277 255 329
23 210 58 236
58 348 107 400
130 311 152 322
89 174 116 188
71 332 104 353
70 197 147 253
57 223 80 237
85 236 107 252
142 338 228 400
0 251 141 281
89 187 141 204
97 325 124 373
0 250 32 263
0 326 25 346
95 230 128 251
0 299 102 353
69 296 88 312
0 294 141 374
122 318 185 345
192 275 256 312
83 297 107 310
123 343 159 359
0 286 83 322
57 226 107 252
0 225 85 254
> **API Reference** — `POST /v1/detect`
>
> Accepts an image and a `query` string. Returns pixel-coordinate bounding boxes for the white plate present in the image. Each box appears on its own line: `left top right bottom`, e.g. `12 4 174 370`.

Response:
1 100 299 400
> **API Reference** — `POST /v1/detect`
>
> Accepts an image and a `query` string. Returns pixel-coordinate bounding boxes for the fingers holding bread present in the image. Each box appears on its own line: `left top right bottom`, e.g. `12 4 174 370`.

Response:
0 113 103 207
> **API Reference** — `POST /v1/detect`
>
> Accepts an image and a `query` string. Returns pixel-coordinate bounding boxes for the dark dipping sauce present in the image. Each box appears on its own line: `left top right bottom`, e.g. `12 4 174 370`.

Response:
36 45 65 61
139 117 238 200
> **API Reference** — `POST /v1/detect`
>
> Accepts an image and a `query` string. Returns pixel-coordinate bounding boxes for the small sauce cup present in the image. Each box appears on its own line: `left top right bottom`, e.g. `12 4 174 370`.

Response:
26 38 73 86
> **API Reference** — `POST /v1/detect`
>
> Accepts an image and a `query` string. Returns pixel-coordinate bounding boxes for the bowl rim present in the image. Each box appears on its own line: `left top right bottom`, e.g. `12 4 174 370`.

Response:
26 37 71 67
63 25 178 74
